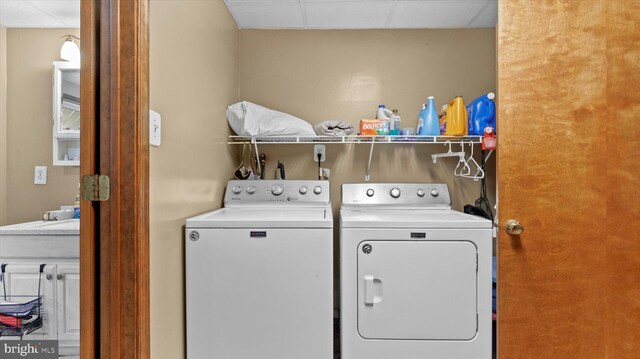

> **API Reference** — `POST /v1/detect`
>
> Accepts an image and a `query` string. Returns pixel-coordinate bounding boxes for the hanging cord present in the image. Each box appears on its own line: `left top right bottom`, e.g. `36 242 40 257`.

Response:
317 153 322 180
1 263 7 300
475 150 494 221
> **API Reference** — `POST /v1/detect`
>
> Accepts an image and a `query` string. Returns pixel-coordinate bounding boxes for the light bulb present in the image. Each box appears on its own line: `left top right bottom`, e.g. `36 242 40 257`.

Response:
60 38 80 63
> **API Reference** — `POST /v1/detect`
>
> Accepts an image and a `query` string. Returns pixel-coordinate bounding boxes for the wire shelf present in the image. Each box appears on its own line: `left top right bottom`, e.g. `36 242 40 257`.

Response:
228 135 483 145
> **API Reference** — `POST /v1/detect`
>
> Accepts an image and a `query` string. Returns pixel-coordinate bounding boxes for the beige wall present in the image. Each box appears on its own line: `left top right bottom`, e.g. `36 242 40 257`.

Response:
239 30 497 285
4 29 80 224
149 1 238 358
148 23 495 358
239 29 496 212
0 26 6 225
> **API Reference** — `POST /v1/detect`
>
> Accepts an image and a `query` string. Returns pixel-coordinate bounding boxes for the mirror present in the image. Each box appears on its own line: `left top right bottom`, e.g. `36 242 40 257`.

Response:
60 70 80 132
53 62 80 166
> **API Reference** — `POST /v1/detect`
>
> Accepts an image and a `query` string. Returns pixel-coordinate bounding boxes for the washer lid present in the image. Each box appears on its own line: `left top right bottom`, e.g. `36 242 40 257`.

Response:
340 209 492 229
186 207 333 229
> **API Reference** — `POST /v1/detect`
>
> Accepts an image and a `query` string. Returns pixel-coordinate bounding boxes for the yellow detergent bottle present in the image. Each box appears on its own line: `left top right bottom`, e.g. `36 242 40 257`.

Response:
444 96 468 136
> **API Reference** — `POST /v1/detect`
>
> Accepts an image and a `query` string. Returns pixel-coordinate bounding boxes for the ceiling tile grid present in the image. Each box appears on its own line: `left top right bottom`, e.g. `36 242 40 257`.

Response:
225 0 498 29
0 0 80 28
1 0 496 29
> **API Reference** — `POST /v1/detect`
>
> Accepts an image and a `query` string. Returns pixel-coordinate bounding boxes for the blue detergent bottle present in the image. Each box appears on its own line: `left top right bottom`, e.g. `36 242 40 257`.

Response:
422 96 440 135
416 103 426 135
467 92 496 135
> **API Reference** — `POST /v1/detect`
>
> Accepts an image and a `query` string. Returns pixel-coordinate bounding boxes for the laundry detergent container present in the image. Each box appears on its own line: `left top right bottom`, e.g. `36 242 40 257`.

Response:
443 96 468 136
467 93 496 135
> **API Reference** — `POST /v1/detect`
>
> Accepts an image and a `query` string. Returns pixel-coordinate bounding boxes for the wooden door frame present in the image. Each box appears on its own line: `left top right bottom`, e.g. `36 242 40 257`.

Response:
80 0 150 358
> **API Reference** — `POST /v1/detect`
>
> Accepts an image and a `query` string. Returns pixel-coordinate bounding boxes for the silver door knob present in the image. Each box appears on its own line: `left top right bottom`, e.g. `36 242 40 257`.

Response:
505 219 524 235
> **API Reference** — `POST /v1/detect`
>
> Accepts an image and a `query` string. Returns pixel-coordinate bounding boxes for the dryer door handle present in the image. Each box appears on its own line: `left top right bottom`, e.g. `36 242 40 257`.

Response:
363 275 383 306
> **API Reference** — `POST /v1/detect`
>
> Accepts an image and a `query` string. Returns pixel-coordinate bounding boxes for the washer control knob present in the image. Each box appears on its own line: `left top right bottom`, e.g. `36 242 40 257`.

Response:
430 188 440 197
299 186 308 194
232 186 242 194
417 188 426 197
313 186 322 195
390 188 401 198
271 185 284 196
366 189 375 197
246 186 256 194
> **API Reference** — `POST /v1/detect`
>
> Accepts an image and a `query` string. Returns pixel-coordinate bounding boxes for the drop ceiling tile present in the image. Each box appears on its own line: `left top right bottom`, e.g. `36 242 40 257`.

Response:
226 0 299 3
0 0 64 28
390 0 489 28
468 0 498 28
28 1 80 28
303 0 389 2
228 3 305 28
305 1 395 29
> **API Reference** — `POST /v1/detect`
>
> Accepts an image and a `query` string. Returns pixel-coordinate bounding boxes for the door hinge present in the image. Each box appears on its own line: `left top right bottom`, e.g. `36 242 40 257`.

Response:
82 175 110 202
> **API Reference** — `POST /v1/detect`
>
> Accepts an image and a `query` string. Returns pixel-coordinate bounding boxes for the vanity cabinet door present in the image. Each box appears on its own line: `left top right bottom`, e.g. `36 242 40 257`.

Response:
0 264 57 340
55 264 80 355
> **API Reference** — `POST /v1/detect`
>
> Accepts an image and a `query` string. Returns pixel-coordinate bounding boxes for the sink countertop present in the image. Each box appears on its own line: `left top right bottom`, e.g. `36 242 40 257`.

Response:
0 219 79 235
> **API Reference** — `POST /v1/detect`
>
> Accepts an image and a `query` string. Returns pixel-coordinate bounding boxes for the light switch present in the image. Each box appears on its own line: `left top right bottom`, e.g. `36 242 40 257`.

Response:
150 110 161 147
34 166 47 185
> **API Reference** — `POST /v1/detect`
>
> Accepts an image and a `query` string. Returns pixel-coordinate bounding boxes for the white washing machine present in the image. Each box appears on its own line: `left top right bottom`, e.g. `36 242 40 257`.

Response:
186 180 333 359
340 183 492 359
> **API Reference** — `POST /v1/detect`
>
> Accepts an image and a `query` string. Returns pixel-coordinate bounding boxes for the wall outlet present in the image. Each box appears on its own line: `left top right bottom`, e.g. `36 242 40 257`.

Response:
34 166 47 185
313 145 326 163
150 110 161 147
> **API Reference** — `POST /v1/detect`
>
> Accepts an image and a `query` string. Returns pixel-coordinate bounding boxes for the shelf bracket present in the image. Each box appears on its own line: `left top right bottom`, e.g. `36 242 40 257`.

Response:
484 149 494 162
365 141 375 182
253 141 262 176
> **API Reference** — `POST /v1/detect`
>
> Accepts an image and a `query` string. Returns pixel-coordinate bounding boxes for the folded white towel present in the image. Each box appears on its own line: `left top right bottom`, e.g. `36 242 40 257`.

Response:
313 121 354 136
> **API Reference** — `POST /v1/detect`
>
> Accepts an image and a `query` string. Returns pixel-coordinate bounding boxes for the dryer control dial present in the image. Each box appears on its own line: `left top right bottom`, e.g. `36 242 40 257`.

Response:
390 188 401 198
271 185 284 196
299 186 308 194
366 189 375 197
232 186 242 194
246 186 256 194
430 188 440 197
313 186 322 195
417 188 425 197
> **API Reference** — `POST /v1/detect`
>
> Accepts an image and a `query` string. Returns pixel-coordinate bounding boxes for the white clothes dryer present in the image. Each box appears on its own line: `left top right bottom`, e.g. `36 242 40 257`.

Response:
186 180 333 359
340 183 492 359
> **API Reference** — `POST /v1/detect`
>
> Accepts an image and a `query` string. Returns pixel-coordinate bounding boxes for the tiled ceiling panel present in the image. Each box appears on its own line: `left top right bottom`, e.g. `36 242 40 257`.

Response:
305 1 395 29
468 0 498 28
1 0 498 29
227 2 305 28
0 0 80 28
226 0 497 29
390 1 491 28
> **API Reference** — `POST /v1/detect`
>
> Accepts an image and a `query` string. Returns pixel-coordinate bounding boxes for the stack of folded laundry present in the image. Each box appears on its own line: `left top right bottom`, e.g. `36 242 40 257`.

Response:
313 121 354 136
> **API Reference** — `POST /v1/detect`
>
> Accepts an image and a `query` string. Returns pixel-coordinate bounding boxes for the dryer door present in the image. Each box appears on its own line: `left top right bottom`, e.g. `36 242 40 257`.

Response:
357 240 478 340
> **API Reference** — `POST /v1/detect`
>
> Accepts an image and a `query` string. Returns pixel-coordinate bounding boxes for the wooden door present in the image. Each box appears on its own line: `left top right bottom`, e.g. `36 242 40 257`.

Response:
497 1 640 358
80 0 150 358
